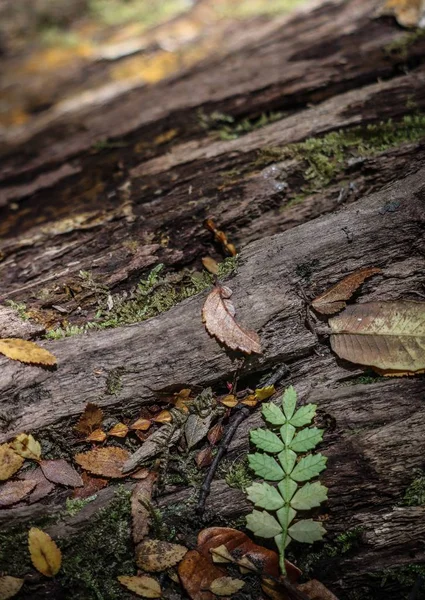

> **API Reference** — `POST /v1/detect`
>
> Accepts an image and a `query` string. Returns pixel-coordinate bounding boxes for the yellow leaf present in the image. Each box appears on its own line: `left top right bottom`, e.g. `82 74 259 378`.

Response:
86 429 107 443
254 385 276 401
118 575 161 598
28 527 62 577
0 575 24 600
240 395 258 407
152 410 172 424
202 256 219 275
0 444 24 481
108 423 129 438
209 576 245 596
219 394 238 408
11 433 41 461
130 418 152 431
0 338 56 366
136 539 188 572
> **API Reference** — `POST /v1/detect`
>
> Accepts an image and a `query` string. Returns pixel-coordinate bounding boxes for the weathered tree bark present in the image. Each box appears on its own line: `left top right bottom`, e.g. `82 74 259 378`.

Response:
0 0 424 599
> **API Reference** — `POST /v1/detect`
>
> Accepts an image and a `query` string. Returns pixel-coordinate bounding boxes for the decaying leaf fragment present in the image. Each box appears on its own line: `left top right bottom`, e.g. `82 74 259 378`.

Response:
380 0 425 28
136 539 188 572
74 403 103 435
75 446 130 478
0 575 24 600
203 286 262 354
39 459 83 488
118 575 161 598
28 527 62 577
330 301 425 373
202 256 219 275
0 479 37 507
18 467 55 503
71 472 108 499
311 267 381 315
178 549 226 600
0 444 24 481
0 338 57 366
10 433 41 461
209 576 245 596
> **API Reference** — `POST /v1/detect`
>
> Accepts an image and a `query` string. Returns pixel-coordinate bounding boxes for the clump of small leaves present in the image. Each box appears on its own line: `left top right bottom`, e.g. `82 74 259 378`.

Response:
246 386 328 575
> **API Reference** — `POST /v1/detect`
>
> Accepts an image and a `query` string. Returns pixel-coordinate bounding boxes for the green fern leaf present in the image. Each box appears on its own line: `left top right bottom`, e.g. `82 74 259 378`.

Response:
282 386 297 419
248 453 284 481
288 519 326 543
246 482 284 510
290 453 327 482
290 482 328 510
250 429 284 453
290 427 324 452
246 510 282 538
289 404 317 427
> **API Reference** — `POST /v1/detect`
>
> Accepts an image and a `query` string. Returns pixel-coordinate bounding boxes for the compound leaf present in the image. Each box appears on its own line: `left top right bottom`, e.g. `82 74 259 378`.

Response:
290 482 328 510
280 423 296 446
250 429 284 453
290 427 324 453
278 448 297 475
246 510 282 538
288 519 326 543
248 453 284 481
282 386 297 419
277 478 298 503
290 454 327 482
276 506 296 528
262 402 286 425
246 482 284 511
289 404 317 427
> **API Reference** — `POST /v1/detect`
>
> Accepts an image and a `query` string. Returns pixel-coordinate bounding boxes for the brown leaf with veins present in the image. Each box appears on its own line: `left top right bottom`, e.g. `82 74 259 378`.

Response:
72 472 108 499
39 459 83 488
132 472 157 545
19 467 55 503
75 447 130 478
202 286 261 354
74 403 103 435
195 447 214 469
86 429 107 443
209 576 244 596
311 267 381 315
0 479 37 507
329 301 425 374
118 575 161 598
178 550 226 600
207 423 224 446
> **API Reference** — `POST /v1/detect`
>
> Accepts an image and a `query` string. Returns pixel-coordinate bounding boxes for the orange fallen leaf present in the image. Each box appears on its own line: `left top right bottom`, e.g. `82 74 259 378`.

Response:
152 410 172 424
0 444 24 481
130 418 152 431
203 286 261 354
132 472 157 545
0 338 57 366
74 403 103 435
202 256 219 275
178 549 226 600
86 429 107 443
136 539 188 572
108 423 129 438
10 433 41 461
118 575 161 598
0 575 24 599
74 447 130 478
311 267 381 315
240 395 258 407
72 472 108 499
39 459 83 488
28 527 61 577
0 479 37 507
204 219 237 257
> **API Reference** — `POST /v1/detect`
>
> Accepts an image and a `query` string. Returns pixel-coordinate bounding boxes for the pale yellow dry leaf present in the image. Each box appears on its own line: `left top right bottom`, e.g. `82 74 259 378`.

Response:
202 285 262 354
152 410 172 424
210 544 233 563
136 539 188 572
0 575 24 600
28 527 62 577
108 423 129 438
202 256 219 275
75 447 130 478
0 444 24 481
0 338 57 366
118 575 161 598
209 576 245 596
10 433 41 461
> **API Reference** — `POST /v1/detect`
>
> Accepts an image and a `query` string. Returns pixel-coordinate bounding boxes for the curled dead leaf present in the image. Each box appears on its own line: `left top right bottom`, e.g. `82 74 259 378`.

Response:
0 575 24 600
219 394 238 408
75 446 130 478
178 549 226 600
118 575 161 598
28 527 62 577
298 579 340 600
202 286 262 354
255 385 276 401
136 539 188 572
0 479 37 507
207 423 224 446
311 267 381 315
75 403 103 435
0 444 24 481
0 338 57 366
39 459 83 488
10 433 41 461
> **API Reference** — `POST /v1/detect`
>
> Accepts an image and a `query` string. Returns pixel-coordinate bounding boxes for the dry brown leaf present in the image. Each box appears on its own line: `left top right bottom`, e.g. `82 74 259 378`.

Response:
0 338 57 366
298 579 340 600
18 467 55 503
311 267 381 315
10 433 41 461
39 459 83 488
0 444 24 481
152 410 172 424
86 429 107 443
0 479 37 507
130 418 152 431
207 423 224 446
204 218 237 257
132 472 157 545
178 549 226 600
329 301 425 373
131 467 151 480
74 403 103 435
108 423 129 438
202 286 262 354
118 575 161 598
28 527 62 577
195 447 214 469
381 0 425 27
0 575 24 600
74 447 130 478
209 576 245 596
136 539 188 572
71 472 108 499
202 257 220 275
